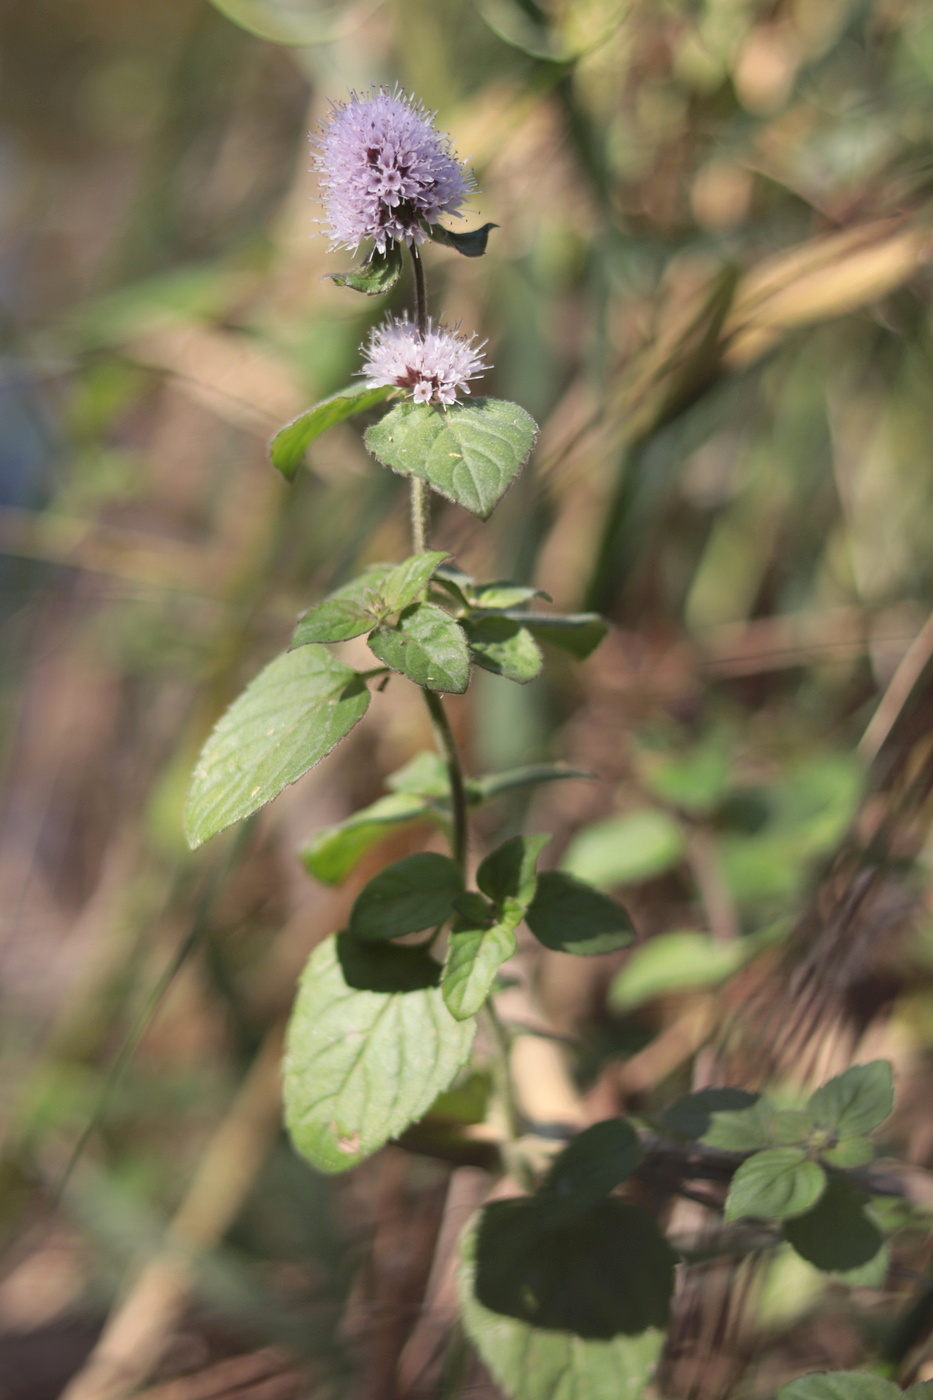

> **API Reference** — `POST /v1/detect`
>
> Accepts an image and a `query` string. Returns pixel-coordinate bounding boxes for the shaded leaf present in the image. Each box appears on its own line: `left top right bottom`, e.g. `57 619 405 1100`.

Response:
807 1061 894 1137
702 1099 778 1152
526 871 635 956
542 1119 643 1215
777 1375 900 1400
661 1088 760 1141
562 809 685 888
185 648 369 849
724 1148 826 1222
369 601 471 694
468 763 594 802
477 833 551 914
428 221 499 256
283 935 475 1173
325 243 403 294
387 750 450 798
300 791 432 885
365 398 538 520
473 581 551 608
463 614 543 683
516 611 609 660
349 852 463 941
270 383 396 482
291 563 391 647
784 1173 885 1274
608 930 756 1010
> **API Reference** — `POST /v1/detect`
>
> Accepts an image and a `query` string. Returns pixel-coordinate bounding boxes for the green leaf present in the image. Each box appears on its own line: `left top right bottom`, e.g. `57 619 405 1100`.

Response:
348 852 463 941
469 1197 675 1338
477 833 551 913
460 1215 664 1400
542 1119 643 1215
387 750 450 798
660 1088 760 1141
325 243 403 294
463 614 543 683
468 763 594 802
185 647 370 849
443 912 516 1020
561 809 685 888
807 1061 894 1137
608 931 756 1010
783 1173 885 1274
724 1148 826 1222
206 0 346 44
770 1110 815 1145
427 221 499 256
380 551 449 612
300 791 432 885
516 612 609 660
526 871 635 956
283 934 475 1173
291 563 392 647
369 602 471 694
701 1099 778 1152
364 398 538 520
638 738 731 815
777 1375 900 1400
821 1135 874 1168
270 383 396 482
473 581 551 609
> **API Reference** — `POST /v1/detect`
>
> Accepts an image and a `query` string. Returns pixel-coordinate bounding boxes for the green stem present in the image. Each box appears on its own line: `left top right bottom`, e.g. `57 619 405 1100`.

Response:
422 688 468 871
410 243 428 337
410 477 430 555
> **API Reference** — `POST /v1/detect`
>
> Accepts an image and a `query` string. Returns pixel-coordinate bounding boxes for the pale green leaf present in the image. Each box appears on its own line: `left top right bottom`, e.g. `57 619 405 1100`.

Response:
561 809 685 888
608 930 755 1010
284 935 475 1173
724 1148 826 1222
185 647 369 849
270 384 396 481
364 398 538 519
807 1061 894 1137
778 1375 899 1400
443 914 516 1020
300 791 432 885
381 551 449 612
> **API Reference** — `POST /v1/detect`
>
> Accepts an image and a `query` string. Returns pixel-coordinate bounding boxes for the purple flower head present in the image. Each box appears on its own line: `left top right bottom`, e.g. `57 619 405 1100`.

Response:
360 316 488 406
314 87 473 254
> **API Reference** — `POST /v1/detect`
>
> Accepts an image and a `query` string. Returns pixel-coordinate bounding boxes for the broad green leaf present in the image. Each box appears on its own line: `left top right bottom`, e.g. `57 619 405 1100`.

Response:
637 737 731 815
432 563 474 608
472 581 551 609
770 1110 815 1144
807 1061 894 1137
542 1119 642 1215
608 930 755 1010
300 791 432 885
468 763 594 802
443 906 517 1020
463 615 543 683
778 1375 900 1400
291 563 393 647
701 1099 778 1152
526 871 635 956
724 1148 826 1222
387 750 450 798
515 612 609 660
427 221 499 256
562 809 685 889
469 1197 675 1338
821 1135 874 1168
349 852 463 941
270 384 396 482
325 243 403 294
783 1173 885 1274
661 1088 760 1141
460 1216 664 1400
477 833 551 913
364 398 538 520
380 551 449 612
283 934 475 1173
185 647 370 849
369 602 471 694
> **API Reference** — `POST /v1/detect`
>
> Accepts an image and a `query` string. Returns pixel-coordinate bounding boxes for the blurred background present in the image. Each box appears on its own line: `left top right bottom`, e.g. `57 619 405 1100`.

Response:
4 0 933 1396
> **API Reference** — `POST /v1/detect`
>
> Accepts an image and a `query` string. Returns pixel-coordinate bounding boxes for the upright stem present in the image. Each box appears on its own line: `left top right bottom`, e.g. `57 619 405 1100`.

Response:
410 477 429 555
423 688 468 871
410 243 428 337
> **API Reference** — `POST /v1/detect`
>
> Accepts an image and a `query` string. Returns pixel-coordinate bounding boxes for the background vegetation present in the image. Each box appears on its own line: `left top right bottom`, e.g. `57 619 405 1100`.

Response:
4 0 933 1396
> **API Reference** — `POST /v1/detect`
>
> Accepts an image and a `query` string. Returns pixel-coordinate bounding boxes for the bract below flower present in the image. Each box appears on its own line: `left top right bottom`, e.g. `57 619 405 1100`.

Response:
314 87 472 254
360 317 487 406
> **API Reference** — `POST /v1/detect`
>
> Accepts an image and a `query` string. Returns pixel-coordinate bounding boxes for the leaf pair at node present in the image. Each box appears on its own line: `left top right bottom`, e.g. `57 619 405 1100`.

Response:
324 222 499 298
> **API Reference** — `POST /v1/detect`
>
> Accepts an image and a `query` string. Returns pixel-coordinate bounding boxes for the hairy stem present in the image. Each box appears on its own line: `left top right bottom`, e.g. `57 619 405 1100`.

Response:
422 688 468 870
410 477 430 555
410 242 428 337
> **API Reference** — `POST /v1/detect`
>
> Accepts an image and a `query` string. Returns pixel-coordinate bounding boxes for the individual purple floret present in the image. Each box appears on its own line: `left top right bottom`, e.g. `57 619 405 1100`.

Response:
314 87 472 254
360 316 487 406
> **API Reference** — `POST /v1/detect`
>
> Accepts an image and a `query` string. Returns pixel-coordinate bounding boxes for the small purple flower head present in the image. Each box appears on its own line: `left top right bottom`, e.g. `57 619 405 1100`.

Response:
314 87 473 254
360 316 487 406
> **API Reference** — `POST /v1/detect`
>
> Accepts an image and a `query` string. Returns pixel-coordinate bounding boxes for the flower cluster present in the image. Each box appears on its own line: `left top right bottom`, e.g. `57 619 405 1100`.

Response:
315 87 472 254
360 316 487 406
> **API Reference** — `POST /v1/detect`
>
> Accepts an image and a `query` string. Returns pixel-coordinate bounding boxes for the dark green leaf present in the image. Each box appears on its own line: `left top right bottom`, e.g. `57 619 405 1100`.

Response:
443 916 516 1020
471 1197 675 1337
348 852 463 941
807 1061 894 1137
477 833 551 914
432 563 474 607
270 383 396 482
427 221 499 256
283 934 475 1173
468 763 594 802
542 1119 643 1214
369 602 471 694
515 611 609 660
660 1088 760 1141
778 1375 899 1400
608 930 756 1010
300 791 432 885
364 398 538 520
724 1148 826 1222
463 614 543 683
561 809 685 888
460 1214 664 1400
185 647 370 849
325 242 403 294
783 1173 885 1274
335 933 441 991
526 871 635 956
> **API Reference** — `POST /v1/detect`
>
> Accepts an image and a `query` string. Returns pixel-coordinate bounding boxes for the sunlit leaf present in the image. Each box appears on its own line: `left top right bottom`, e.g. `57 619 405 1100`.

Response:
271 383 396 481
724 1148 826 1222
561 809 685 888
807 1061 894 1137
300 791 432 885
369 602 471 693
326 244 403 295
608 930 759 1010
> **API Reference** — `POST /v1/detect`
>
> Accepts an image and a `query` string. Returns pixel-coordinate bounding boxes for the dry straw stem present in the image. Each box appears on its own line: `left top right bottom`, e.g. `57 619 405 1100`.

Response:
60 1026 284 1400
